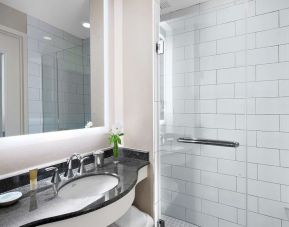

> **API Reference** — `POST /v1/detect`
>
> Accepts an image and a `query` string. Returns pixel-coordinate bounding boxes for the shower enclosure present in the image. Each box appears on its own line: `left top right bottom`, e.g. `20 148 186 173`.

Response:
158 0 289 226
42 43 91 132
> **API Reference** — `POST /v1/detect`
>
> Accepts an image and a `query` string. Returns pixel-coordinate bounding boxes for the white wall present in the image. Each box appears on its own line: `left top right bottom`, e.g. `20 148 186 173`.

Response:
0 2 27 34
90 0 105 127
122 0 156 217
160 0 289 226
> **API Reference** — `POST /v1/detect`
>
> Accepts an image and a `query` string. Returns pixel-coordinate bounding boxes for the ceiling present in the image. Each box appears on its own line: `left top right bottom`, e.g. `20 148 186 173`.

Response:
0 0 90 39
160 0 209 15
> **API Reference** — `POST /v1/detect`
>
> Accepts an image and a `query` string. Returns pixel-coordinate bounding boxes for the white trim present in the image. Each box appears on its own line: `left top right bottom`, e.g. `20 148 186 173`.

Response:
0 24 26 37
137 165 148 184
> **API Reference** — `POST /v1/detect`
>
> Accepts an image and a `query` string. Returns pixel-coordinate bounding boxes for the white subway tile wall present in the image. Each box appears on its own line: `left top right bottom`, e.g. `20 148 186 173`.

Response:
160 0 289 226
27 16 90 133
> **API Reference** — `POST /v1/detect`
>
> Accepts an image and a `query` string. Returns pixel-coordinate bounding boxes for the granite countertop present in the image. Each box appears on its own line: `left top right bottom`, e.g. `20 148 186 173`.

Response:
0 149 149 227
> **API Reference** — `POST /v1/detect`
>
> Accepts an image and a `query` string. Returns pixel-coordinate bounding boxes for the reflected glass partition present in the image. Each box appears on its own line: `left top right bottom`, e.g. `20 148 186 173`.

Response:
42 41 91 132
42 53 58 132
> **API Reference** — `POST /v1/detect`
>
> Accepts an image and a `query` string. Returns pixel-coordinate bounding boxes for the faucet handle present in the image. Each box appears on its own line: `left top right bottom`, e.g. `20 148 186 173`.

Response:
80 156 89 161
45 167 61 185
64 153 81 178
74 153 81 159
64 159 70 178
78 156 89 175
66 153 80 163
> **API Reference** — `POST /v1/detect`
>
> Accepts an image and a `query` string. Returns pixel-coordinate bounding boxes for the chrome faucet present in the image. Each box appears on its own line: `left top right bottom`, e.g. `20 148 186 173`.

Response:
64 153 80 179
45 166 61 186
78 156 89 175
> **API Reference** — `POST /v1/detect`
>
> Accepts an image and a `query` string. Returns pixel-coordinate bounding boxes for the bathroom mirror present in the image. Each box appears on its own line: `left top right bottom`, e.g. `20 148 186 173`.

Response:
0 0 103 137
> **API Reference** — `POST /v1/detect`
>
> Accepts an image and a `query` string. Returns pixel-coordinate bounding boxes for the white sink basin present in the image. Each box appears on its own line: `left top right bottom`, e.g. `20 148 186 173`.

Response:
58 174 119 199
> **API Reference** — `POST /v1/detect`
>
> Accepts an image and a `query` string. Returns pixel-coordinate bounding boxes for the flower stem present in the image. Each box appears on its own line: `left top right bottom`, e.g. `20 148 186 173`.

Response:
113 141 118 159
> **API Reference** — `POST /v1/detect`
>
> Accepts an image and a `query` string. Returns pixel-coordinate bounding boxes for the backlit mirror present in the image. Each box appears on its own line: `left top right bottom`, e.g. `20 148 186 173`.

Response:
0 0 102 137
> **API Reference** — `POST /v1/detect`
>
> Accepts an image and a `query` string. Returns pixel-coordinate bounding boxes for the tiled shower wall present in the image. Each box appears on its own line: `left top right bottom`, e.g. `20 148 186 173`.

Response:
27 16 90 133
160 0 289 226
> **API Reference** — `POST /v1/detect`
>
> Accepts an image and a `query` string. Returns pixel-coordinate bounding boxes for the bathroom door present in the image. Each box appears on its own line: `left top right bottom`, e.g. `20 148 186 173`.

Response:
0 28 24 136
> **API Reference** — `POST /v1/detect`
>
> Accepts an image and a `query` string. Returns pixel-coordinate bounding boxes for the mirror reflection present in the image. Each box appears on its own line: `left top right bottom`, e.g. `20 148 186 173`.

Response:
39 30 91 133
0 0 95 137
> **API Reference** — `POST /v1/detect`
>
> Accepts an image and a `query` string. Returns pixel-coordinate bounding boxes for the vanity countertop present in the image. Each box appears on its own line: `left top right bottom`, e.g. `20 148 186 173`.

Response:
0 150 149 227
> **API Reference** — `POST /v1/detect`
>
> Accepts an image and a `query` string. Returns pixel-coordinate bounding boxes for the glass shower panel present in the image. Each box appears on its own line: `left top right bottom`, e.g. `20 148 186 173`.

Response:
83 38 91 125
57 45 86 131
245 0 289 226
42 40 90 132
42 53 58 132
159 1 248 226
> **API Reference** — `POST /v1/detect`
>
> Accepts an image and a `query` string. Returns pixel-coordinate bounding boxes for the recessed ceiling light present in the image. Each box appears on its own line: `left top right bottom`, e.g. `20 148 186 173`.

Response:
43 36 52 41
82 22 90 29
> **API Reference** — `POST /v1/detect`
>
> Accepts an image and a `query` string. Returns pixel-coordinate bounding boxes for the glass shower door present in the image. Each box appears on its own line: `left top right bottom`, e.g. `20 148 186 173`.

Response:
42 43 90 132
243 1 289 227
158 1 248 226
57 45 86 131
42 53 58 132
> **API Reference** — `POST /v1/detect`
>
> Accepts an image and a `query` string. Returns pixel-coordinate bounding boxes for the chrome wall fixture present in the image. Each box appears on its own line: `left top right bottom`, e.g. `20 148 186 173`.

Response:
177 137 240 148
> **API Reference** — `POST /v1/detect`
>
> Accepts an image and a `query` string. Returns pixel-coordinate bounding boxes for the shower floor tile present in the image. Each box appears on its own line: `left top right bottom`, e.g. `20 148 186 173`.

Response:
162 215 199 227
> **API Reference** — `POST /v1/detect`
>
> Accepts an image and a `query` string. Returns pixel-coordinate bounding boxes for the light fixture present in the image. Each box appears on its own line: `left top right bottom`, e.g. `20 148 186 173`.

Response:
82 22 90 29
43 36 52 41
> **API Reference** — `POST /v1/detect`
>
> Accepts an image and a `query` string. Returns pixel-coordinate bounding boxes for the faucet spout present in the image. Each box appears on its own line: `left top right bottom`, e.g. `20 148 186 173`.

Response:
78 156 89 175
45 167 61 186
64 153 80 179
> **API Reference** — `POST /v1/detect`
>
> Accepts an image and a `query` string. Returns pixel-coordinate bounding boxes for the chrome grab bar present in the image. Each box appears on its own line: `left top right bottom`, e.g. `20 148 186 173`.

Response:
177 137 239 148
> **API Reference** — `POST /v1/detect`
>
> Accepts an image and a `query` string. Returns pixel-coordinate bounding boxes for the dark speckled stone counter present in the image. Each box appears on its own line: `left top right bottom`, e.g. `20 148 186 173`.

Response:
0 149 149 227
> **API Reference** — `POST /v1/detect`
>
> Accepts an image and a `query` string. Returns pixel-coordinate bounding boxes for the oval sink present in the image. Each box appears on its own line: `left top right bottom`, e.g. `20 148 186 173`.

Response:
58 174 119 199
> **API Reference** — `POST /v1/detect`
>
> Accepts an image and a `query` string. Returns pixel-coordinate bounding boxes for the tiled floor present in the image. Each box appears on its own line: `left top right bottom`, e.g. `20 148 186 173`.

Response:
162 215 199 227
